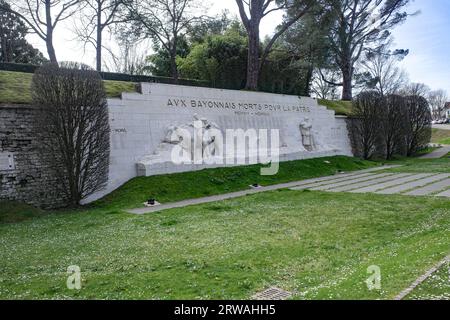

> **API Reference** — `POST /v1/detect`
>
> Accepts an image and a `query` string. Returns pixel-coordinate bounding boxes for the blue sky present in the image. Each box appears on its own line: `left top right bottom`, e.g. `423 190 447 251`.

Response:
391 0 450 93
27 0 449 94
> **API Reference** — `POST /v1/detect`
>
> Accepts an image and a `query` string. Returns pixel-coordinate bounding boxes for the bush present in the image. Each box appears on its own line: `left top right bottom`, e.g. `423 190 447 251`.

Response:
348 91 382 159
0 62 209 87
379 94 408 160
31 62 110 207
0 62 38 73
348 92 432 160
404 95 432 156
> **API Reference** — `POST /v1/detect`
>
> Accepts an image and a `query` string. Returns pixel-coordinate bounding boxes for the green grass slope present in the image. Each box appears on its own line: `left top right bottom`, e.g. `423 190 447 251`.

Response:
318 99 353 116
383 155 450 174
0 71 136 104
93 156 377 210
0 201 46 224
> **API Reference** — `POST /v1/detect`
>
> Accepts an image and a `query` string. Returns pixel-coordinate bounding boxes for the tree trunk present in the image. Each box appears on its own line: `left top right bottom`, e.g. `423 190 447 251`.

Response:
45 0 57 63
304 65 314 96
170 53 179 83
96 2 102 71
96 31 102 71
1 36 8 62
46 32 57 63
245 21 260 91
341 62 353 101
170 33 179 83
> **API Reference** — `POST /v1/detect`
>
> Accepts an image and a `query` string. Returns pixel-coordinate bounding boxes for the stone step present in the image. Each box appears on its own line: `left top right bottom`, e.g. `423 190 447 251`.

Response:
288 166 400 191
327 173 413 193
435 188 450 197
375 174 450 195
404 178 450 196
309 173 395 191
290 172 381 191
350 174 433 194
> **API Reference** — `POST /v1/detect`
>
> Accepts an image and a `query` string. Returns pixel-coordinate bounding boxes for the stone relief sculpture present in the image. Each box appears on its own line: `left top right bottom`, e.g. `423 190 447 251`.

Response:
299 117 336 152
139 115 223 165
200 117 222 159
299 117 314 151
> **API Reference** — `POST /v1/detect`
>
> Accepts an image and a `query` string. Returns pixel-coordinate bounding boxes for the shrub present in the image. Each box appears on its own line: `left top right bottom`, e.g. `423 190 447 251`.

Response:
0 62 210 87
31 62 110 207
348 91 432 160
404 95 432 156
380 94 408 160
348 91 382 159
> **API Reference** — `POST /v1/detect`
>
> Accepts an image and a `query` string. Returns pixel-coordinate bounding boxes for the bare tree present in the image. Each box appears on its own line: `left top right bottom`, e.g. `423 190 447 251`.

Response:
123 0 204 81
404 95 432 156
31 62 110 207
401 82 430 97
104 37 151 75
2 0 83 63
74 0 125 71
428 89 448 120
360 49 409 96
324 0 410 100
311 68 340 99
235 0 315 90
348 91 382 159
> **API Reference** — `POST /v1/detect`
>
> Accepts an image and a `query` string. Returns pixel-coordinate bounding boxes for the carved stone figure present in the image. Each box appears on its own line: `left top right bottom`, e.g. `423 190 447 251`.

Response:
200 117 222 159
300 117 313 151
139 115 223 165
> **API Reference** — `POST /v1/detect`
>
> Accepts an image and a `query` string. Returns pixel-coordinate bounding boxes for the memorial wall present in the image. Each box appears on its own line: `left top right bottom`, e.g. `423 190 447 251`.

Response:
85 83 353 202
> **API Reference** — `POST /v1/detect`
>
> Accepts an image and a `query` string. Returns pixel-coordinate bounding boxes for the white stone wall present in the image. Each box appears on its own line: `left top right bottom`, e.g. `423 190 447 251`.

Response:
84 83 353 203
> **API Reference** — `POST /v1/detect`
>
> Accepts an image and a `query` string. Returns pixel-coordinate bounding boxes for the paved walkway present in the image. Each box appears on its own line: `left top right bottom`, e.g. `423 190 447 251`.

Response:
127 165 450 215
420 145 450 159
291 171 450 198
127 166 399 214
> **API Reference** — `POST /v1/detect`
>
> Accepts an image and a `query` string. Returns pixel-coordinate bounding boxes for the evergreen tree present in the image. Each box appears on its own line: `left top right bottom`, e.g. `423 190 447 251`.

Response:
0 0 46 64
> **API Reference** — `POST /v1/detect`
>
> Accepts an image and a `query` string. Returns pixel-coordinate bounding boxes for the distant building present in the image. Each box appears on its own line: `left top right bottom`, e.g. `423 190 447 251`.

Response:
446 102 450 118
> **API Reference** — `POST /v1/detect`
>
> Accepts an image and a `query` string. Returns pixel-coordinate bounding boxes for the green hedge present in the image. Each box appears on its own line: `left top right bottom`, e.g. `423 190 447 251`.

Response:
0 62 38 73
0 62 210 87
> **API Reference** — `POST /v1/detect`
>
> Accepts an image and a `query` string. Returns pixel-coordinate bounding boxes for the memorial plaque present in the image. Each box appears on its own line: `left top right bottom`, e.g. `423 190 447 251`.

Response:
0 152 15 170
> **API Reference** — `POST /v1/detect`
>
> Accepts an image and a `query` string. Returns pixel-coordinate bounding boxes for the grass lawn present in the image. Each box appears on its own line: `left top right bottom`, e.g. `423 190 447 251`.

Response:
406 262 450 300
0 71 136 104
382 154 450 174
93 156 376 210
0 156 449 300
0 202 46 224
431 128 450 145
318 99 353 116
0 190 448 299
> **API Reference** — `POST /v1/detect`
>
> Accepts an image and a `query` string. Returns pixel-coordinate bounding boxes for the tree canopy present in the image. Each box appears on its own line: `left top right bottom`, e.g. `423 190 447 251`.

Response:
0 0 46 64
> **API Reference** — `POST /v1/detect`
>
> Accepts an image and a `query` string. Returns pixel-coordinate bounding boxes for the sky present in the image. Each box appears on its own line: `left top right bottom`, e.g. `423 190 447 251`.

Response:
26 0 450 94
390 0 450 93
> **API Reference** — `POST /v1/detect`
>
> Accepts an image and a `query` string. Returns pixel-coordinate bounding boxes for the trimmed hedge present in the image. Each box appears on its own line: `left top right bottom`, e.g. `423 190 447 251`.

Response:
0 62 210 87
0 62 38 73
